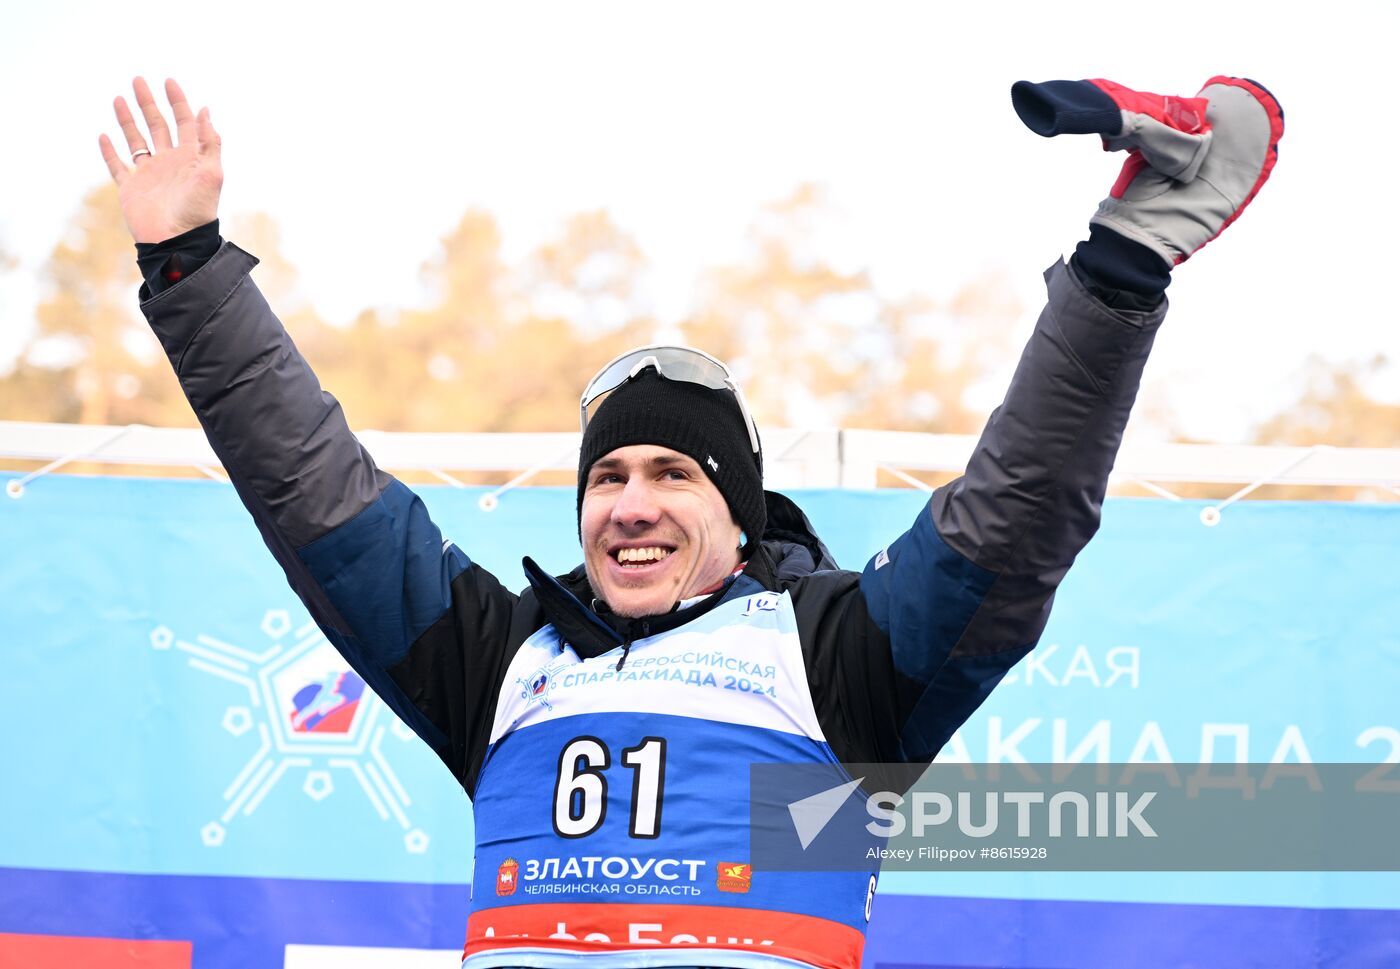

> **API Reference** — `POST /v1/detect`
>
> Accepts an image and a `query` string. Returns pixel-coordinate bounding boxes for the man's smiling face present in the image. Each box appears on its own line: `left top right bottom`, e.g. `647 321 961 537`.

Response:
581 444 743 619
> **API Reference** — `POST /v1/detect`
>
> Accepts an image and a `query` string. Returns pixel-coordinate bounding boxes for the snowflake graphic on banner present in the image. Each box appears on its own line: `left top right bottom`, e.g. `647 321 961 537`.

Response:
150 610 428 854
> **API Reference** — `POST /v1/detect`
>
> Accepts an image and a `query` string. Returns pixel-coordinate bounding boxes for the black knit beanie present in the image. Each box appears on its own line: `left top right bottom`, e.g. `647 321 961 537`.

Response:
578 368 766 555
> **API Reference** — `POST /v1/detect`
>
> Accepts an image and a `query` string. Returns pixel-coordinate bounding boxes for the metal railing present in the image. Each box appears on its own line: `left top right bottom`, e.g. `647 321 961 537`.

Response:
4 421 1399 524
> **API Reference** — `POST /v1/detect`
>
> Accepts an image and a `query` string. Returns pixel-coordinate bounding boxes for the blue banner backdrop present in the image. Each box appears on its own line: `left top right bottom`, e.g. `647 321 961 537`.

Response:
2 473 1399 968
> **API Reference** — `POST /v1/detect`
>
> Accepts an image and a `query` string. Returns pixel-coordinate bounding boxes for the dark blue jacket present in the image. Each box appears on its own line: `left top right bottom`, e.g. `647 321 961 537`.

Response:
139 243 1165 796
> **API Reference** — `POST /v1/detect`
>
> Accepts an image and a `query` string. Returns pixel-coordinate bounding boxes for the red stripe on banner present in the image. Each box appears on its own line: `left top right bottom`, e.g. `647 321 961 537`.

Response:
466 902 863 969
0 933 192 968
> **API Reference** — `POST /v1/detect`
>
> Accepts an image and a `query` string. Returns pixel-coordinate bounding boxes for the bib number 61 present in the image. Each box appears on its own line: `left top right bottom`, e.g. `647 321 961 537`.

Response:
553 736 666 840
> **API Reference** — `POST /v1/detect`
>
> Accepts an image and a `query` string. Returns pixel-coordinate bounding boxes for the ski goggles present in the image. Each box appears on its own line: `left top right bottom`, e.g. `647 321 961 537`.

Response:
579 344 761 456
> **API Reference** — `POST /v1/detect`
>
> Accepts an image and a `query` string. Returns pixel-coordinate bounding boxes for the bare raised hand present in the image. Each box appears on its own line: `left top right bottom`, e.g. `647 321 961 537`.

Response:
98 78 223 244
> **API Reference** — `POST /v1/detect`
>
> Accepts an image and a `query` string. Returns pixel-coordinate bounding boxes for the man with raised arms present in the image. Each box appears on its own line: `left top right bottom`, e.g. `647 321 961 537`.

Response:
100 73 1282 968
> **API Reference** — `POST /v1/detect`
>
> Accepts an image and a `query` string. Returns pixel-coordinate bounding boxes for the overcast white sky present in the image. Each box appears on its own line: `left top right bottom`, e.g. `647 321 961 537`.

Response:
2 1 1396 441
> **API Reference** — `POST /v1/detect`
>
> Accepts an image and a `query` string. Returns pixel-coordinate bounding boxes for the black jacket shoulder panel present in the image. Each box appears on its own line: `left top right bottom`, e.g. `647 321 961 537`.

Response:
786 569 917 767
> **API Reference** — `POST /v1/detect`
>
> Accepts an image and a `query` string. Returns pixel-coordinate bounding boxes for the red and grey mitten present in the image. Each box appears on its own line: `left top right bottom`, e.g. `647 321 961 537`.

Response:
1013 77 1215 181
1012 76 1284 266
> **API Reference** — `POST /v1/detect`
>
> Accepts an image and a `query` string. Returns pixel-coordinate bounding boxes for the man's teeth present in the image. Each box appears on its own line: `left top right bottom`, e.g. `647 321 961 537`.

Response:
616 547 673 564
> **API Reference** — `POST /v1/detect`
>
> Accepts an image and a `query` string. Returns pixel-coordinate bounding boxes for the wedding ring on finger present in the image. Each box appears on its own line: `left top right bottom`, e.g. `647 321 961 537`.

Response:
131 148 152 161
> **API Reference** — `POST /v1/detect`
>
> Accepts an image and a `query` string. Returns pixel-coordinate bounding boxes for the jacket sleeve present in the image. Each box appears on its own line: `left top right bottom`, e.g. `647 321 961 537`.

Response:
852 259 1166 764
139 242 520 789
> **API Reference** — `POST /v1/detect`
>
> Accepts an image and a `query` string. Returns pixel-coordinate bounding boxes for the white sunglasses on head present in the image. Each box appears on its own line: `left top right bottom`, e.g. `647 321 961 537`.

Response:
579 344 761 456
